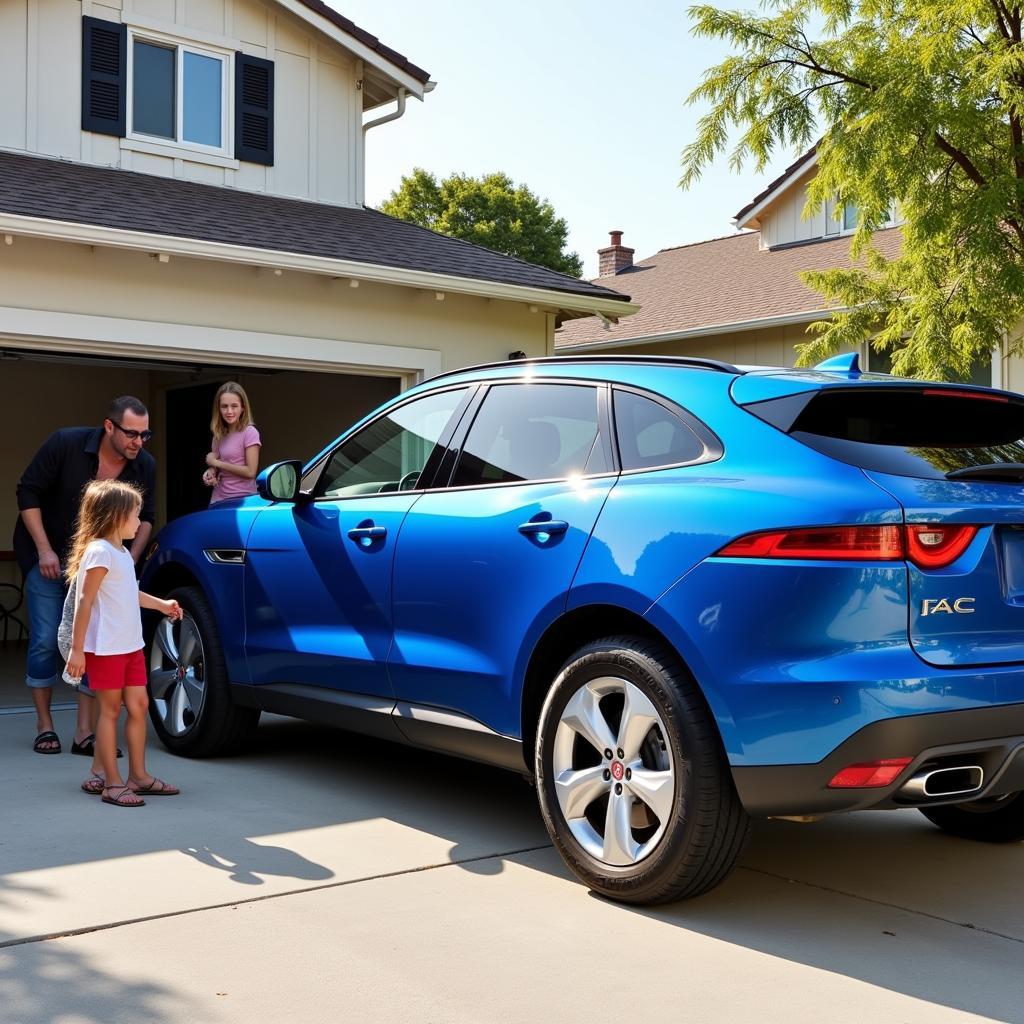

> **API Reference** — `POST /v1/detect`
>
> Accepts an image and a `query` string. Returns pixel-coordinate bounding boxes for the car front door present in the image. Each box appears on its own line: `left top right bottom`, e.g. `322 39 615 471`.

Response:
389 380 617 737
244 385 472 698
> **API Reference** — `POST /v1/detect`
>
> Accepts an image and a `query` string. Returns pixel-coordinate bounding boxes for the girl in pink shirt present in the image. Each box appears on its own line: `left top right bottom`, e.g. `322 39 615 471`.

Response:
202 382 262 505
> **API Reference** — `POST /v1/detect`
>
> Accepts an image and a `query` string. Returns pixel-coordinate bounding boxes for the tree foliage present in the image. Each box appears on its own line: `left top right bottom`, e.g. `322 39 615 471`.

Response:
681 0 1024 379
380 168 583 278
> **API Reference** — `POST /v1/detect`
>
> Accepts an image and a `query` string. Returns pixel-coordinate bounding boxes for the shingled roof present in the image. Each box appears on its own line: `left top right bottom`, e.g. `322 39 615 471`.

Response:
555 227 902 350
0 151 631 307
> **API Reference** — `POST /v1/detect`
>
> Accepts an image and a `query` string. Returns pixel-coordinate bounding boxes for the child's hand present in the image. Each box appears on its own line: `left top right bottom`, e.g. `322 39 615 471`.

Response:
66 649 86 680
202 468 218 487
205 452 219 468
164 600 183 622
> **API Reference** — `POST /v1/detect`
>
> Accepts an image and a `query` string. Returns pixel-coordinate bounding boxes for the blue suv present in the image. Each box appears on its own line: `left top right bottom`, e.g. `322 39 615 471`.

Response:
140 354 1024 903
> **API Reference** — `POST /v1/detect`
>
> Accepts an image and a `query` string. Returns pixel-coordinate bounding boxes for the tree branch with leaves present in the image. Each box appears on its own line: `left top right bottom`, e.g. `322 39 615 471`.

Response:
681 0 1024 379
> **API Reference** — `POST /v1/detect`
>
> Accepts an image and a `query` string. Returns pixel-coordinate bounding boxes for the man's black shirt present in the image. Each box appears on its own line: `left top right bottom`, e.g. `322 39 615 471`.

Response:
13 426 156 576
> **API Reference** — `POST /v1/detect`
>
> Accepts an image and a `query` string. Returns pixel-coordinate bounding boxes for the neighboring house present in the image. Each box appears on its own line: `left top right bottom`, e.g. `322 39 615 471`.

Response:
556 147 1008 389
0 0 635 543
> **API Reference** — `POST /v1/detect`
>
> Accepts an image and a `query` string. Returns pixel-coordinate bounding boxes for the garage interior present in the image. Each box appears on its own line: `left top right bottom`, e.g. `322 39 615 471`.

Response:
0 345 402 708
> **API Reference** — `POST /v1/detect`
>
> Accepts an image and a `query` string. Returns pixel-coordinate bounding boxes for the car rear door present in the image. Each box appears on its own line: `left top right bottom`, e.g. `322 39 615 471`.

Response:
388 380 616 737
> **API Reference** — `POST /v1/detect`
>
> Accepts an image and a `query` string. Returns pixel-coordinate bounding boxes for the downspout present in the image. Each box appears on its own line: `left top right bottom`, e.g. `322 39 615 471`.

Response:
363 88 408 133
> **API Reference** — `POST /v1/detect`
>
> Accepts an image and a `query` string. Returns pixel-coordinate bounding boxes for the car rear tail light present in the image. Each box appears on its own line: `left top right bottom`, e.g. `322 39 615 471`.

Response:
905 524 978 568
717 524 978 568
828 758 913 788
716 525 904 560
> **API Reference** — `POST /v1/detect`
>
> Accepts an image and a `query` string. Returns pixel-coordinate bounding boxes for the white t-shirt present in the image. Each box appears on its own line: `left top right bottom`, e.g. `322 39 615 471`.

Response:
76 539 144 655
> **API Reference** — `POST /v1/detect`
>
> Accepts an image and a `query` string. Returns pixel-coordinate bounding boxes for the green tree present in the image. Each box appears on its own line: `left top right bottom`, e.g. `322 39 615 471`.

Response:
380 168 583 278
680 1 1024 380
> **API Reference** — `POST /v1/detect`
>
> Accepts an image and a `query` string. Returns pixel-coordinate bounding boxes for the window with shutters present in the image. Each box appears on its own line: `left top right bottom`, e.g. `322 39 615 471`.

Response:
126 29 232 157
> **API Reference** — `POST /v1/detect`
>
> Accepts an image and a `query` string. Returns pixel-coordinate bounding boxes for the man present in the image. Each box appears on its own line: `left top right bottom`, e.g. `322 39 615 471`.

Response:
15 396 156 754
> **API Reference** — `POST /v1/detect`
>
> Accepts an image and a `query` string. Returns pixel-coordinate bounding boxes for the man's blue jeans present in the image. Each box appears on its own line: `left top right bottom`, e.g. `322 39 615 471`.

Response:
24 565 63 688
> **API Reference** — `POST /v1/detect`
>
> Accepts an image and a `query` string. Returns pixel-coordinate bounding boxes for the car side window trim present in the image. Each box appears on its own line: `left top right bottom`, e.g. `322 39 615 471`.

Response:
610 384 724 474
302 384 475 501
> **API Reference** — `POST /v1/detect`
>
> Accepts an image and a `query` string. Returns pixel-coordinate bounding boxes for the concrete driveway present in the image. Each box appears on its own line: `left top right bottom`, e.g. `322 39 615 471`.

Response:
2 705 1023 1024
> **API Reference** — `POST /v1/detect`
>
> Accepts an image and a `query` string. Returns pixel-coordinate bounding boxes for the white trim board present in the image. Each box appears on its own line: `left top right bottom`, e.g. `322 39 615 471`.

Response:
0 306 442 381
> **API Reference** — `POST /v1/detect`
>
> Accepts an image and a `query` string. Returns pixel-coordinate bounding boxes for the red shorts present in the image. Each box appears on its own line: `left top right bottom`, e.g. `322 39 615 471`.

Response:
84 649 147 690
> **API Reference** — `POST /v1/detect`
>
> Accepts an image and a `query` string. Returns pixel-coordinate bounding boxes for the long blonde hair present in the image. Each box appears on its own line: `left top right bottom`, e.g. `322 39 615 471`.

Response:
210 381 254 440
65 479 142 583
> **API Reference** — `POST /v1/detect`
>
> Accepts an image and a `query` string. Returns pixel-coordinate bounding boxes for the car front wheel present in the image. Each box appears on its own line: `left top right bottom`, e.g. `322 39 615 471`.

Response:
535 636 750 904
147 585 259 757
920 791 1024 842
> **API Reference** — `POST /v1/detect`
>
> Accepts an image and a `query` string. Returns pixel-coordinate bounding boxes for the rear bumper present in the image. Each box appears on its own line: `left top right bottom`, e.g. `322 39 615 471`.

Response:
732 703 1024 816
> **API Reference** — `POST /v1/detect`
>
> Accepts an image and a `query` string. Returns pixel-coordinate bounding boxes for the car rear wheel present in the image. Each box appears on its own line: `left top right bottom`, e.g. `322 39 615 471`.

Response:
147 585 259 757
534 636 750 904
919 791 1024 842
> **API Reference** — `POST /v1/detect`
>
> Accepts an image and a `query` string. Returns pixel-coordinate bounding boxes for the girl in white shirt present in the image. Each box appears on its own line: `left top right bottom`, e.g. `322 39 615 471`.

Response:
65 480 182 807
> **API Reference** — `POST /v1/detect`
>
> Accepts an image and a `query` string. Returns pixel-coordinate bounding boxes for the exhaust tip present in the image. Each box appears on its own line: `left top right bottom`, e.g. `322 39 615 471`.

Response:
900 765 985 801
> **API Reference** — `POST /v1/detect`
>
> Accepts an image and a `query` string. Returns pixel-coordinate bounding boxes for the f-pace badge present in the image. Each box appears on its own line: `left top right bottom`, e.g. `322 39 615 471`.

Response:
921 597 976 616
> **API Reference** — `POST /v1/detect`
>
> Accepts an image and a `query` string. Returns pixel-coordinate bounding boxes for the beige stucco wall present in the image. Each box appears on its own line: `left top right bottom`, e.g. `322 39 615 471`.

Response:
0 0 363 205
0 236 551 373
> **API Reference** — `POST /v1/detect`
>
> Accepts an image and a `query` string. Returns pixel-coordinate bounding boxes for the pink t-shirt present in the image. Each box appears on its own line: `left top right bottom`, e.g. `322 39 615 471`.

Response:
210 424 261 504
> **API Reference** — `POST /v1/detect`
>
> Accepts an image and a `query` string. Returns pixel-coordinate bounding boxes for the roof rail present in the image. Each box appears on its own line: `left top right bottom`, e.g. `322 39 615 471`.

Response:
425 353 743 385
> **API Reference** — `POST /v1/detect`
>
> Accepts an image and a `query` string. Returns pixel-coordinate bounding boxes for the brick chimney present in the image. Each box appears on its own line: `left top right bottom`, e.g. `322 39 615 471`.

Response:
598 230 634 276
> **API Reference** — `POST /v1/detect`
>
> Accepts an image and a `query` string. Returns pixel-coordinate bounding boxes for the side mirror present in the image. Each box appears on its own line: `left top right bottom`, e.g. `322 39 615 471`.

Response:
256 461 302 503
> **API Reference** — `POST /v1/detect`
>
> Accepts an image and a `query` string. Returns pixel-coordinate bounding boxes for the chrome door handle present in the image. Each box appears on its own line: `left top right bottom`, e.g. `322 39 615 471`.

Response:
518 520 569 536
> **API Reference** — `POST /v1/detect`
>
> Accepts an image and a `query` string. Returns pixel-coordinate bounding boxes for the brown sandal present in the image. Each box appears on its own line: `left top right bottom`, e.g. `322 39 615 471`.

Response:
81 773 105 795
102 784 145 807
129 777 180 796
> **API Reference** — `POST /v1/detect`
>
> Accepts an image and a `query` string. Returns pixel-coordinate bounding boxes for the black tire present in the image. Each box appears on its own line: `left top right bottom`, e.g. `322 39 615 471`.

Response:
146 585 259 757
919 791 1024 842
534 636 750 904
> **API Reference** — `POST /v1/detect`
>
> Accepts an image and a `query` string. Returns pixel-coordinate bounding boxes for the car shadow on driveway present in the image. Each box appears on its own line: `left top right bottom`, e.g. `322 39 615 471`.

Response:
600 811 1024 1023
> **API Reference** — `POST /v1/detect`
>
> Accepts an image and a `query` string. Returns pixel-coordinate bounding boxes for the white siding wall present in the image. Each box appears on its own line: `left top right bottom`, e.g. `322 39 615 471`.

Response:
0 0 360 206
758 171 841 249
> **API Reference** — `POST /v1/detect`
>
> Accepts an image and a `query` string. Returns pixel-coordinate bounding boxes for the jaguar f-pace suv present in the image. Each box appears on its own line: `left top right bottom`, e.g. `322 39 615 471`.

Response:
140 353 1024 904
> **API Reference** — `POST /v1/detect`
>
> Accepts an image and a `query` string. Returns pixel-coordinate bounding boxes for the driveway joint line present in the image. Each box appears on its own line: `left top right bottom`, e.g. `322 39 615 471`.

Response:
741 865 1024 944
0 843 553 950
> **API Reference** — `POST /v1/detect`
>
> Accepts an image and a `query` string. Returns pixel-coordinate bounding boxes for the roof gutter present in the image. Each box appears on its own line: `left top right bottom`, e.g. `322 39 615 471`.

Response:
0 211 638 321
363 86 407 133
558 306 848 353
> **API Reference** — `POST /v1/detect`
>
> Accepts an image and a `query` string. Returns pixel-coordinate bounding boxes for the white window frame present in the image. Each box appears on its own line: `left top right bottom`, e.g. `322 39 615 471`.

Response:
126 28 233 160
839 199 899 236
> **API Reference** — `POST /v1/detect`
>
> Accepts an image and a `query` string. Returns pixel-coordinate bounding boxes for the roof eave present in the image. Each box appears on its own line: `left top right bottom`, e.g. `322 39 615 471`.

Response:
733 150 819 230
0 211 638 320
279 0 428 98
556 306 848 353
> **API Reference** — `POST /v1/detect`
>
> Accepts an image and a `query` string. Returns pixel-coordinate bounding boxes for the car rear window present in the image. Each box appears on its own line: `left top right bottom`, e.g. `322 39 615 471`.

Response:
755 388 1024 478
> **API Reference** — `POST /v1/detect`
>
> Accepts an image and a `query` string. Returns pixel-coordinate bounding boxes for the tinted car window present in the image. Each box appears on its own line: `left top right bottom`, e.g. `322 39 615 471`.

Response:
452 383 604 486
614 390 705 470
318 388 468 497
783 388 1024 478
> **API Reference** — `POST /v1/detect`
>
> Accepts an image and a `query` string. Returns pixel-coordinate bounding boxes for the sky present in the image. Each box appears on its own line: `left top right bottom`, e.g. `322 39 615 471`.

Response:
328 0 798 279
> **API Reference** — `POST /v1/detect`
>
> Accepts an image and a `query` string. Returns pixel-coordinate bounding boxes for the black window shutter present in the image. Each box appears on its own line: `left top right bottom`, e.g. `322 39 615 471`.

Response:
81 17 127 136
235 54 274 165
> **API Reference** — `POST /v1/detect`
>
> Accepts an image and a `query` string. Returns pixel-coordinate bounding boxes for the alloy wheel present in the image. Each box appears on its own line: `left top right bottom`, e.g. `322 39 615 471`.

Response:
551 675 676 866
148 614 207 737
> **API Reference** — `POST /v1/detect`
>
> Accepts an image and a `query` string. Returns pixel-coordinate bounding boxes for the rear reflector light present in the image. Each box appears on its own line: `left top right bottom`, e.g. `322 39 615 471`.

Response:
716 524 978 568
905 524 978 568
828 758 913 789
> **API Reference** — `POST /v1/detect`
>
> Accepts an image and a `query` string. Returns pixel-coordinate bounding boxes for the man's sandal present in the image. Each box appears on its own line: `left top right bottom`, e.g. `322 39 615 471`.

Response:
81 773 105 795
101 785 145 807
33 731 61 755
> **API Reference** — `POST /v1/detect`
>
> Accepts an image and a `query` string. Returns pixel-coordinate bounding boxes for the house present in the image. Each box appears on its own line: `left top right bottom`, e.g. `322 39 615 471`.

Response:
0 0 636 545
555 148 1011 390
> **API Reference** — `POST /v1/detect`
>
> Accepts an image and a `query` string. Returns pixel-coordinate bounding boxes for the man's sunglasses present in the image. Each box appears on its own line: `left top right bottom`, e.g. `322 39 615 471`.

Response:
109 420 153 443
